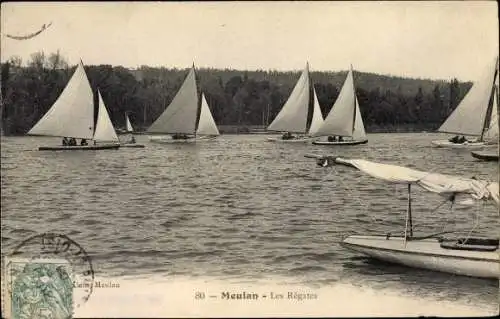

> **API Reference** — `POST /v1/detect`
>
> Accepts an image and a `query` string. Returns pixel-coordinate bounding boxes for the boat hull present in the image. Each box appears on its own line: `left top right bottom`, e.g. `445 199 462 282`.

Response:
431 139 490 149
313 139 368 146
38 144 121 151
471 150 499 161
341 235 499 279
116 130 132 135
120 143 145 148
267 137 314 143
149 135 217 144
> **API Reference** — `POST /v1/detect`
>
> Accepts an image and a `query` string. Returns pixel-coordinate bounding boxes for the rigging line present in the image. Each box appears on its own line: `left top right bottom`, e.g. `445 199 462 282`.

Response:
460 201 483 245
412 196 451 233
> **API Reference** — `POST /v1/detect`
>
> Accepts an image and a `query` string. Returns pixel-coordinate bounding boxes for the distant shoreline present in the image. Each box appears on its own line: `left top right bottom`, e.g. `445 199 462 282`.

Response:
0 124 440 136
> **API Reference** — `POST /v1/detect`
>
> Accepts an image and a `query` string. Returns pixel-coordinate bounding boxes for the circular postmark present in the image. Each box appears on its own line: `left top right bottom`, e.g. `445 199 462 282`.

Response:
3 233 94 318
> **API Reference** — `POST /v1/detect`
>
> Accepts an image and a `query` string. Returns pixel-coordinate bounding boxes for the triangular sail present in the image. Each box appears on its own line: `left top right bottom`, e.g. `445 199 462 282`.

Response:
267 63 310 134
483 84 498 142
125 114 134 132
93 90 119 142
307 88 324 136
147 66 198 134
28 61 94 139
438 56 499 137
313 67 357 137
352 97 367 141
196 93 220 136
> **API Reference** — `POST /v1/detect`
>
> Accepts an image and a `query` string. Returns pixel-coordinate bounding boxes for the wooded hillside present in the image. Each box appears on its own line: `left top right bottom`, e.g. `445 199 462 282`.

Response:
0 51 471 135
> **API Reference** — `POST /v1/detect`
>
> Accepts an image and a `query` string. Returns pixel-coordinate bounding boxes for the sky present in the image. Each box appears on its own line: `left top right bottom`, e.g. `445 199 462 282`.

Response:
1 1 498 81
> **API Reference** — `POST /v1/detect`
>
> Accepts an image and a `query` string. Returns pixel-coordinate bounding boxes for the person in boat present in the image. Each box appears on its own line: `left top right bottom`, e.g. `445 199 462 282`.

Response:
458 135 467 143
449 135 459 143
68 138 77 146
338 136 344 142
80 139 88 146
129 136 136 144
172 133 189 140
328 136 335 142
62 137 69 146
282 132 294 140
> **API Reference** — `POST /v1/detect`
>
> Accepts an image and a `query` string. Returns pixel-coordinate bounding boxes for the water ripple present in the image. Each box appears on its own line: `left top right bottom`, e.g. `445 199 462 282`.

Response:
1 134 498 308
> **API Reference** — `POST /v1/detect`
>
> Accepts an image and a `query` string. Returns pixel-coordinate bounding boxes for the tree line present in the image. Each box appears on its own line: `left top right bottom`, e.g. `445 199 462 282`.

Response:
0 50 471 135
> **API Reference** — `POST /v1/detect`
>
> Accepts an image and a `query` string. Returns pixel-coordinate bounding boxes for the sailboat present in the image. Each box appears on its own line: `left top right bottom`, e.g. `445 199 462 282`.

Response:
117 113 134 134
119 112 145 148
266 62 324 143
28 61 120 151
432 56 499 149
312 65 368 146
148 65 219 143
471 83 499 161
305 153 499 279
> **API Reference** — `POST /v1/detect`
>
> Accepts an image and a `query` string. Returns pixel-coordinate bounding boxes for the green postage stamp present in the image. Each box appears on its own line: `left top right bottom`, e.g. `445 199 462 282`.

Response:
3 257 74 319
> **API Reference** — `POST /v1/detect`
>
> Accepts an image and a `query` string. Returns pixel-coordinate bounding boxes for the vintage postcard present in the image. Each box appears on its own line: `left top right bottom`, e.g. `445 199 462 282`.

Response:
1 1 498 318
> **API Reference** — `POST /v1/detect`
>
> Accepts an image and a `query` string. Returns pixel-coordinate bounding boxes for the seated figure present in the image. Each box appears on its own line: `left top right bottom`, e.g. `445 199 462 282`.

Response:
282 132 294 140
172 133 189 140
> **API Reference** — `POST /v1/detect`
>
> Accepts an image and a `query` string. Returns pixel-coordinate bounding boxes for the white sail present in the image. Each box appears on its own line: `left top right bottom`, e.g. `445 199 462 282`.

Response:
196 93 220 136
125 114 134 132
438 56 498 137
313 67 358 138
307 88 324 136
28 61 94 139
483 85 498 142
352 97 367 141
267 63 310 133
147 66 198 134
93 90 119 143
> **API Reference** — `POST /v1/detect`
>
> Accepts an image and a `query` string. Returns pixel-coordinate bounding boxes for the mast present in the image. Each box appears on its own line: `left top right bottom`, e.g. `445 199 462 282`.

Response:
479 58 498 142
306 61 314 133
404 183 413 246
408 184 413 237
194 65 201 137
496 84 500 135
351 64 357 136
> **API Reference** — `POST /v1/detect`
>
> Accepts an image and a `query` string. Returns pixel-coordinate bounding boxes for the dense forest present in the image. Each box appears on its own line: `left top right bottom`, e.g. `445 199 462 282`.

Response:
0 50 471 135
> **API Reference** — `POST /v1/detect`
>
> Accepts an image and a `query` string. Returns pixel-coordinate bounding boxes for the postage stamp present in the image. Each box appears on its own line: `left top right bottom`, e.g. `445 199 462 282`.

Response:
2 233 94 319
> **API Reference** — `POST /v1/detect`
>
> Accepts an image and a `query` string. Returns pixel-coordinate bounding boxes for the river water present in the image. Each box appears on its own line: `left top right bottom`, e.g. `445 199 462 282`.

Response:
1 133 498 316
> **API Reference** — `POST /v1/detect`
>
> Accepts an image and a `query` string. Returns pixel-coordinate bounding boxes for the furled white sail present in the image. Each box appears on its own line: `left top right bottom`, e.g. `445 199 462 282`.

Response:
313 66 363 138
196 93 220 136
28 61 94 139
307 88 324 136
267 63 310 134
352 98 367 141
93 90 119 143
147 66 198 134
333 157 500 206
125 114 134 132
438 56 498 137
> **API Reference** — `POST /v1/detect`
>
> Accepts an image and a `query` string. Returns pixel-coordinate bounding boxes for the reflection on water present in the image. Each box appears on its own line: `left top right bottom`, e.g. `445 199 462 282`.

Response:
1 133 498 315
